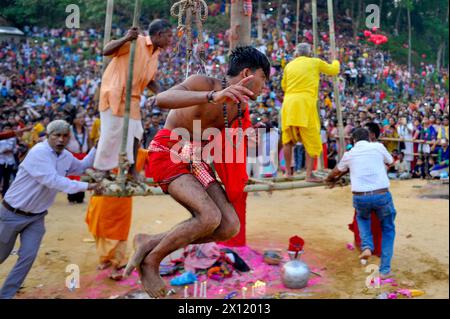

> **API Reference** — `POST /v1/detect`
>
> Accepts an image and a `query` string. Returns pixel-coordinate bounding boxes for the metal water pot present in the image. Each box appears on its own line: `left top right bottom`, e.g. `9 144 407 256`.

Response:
281 251 311 289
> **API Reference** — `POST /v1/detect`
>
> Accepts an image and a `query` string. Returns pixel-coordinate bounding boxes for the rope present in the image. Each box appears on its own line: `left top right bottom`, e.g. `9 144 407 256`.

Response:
170 0 209 78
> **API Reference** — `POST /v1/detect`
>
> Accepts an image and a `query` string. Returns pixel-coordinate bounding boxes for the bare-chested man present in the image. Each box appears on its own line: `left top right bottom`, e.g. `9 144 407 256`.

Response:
123 46 270 298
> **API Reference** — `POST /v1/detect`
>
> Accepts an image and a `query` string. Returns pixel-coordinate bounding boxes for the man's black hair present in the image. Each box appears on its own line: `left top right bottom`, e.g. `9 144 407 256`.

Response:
352 128 370 143
148 19 171 36
365 122 381 139
227 46 270 79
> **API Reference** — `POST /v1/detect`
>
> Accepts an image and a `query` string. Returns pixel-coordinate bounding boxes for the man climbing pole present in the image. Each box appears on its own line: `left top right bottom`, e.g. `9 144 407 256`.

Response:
93 19 173 177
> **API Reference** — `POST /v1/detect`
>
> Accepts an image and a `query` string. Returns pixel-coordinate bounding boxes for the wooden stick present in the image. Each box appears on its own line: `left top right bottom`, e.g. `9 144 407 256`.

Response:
102 0 114 73
326 0 345 160
311 0 318 56
118 0 141 191
296 0 300 46
248 177 275 187
331 135 440 145
311 0 324 169
96 177 350 197
379 137 438 145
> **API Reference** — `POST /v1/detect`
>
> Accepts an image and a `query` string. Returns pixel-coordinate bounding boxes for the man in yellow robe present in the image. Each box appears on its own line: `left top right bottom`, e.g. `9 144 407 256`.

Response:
86 148 149 280
281 43 340 181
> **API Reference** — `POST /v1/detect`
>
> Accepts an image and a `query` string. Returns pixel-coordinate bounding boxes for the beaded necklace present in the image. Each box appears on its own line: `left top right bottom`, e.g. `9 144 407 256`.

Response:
221 77 244 148
221 77 243 129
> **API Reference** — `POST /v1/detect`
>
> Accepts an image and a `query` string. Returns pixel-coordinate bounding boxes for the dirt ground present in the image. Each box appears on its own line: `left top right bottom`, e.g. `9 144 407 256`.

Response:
1 179 448 299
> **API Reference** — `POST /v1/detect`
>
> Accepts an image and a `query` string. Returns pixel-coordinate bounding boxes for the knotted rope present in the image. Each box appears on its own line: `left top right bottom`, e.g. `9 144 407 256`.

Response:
170 0 209 78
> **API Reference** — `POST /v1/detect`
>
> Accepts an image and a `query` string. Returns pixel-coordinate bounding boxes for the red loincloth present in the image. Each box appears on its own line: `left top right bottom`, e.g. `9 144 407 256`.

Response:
147 129 216 193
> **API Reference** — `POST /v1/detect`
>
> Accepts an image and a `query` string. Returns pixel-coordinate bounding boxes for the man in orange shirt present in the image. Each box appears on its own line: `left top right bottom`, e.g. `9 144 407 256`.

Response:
94 19 173 174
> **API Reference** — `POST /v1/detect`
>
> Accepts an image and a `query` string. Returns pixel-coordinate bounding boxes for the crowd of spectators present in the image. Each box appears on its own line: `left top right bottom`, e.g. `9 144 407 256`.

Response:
1 2 449 198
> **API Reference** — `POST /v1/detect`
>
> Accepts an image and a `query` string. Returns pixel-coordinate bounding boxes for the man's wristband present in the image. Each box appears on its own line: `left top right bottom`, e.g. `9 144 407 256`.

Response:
207 90 217 104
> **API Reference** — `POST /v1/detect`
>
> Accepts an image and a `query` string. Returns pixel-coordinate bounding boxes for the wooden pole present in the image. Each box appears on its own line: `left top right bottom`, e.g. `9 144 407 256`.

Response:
118 0 141 190
326 0 345 159
311 0 324 169
99 179 349 197
296 0 300 46
257 0 263 41
102 0 114 73
230 0 252 51
312 0 318 56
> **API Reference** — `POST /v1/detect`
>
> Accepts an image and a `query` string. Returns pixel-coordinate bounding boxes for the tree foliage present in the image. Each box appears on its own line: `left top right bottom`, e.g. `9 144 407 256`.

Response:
0 0 448 67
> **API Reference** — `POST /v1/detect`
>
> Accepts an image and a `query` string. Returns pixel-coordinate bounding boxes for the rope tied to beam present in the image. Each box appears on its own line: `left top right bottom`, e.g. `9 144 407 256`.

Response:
170 0 209 78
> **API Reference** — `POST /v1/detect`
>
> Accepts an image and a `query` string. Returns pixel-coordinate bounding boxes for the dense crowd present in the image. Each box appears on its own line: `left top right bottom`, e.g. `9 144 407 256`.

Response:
1 3 449 198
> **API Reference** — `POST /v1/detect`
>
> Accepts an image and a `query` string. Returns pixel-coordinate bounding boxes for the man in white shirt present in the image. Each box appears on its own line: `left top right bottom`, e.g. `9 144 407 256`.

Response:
325 128 397 279
0 120 100 299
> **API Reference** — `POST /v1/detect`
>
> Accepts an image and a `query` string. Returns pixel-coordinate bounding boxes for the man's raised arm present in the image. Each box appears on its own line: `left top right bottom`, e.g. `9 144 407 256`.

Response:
319 59 340 76
155 75 255 110
103 27 139 57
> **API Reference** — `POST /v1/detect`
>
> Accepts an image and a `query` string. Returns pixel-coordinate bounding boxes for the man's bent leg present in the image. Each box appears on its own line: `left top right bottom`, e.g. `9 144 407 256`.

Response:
140 175 222 298
0 215 45 299
124 183 238 277
204 183 240 241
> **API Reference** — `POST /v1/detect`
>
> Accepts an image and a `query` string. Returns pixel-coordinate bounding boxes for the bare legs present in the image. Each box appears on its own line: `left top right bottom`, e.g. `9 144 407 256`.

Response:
305 153 322 183
128 176 240 298
283 142 322 182
283 142 294 178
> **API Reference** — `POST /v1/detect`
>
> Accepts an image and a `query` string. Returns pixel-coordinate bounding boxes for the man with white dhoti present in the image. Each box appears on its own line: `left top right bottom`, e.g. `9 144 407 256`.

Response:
94 19 173 173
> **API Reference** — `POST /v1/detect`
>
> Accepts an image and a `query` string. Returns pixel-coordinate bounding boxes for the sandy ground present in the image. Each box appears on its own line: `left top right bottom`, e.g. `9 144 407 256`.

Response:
0 179 448 299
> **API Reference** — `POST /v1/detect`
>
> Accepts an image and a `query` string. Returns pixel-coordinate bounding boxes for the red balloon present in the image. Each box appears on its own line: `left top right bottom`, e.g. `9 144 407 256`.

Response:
372 26 378 32
422 54 427 59
364 30 372 37
375 39 382 45
422 71 426 76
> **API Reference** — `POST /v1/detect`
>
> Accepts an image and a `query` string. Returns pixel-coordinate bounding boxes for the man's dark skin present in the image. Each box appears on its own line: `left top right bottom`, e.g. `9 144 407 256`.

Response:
123 69 267 298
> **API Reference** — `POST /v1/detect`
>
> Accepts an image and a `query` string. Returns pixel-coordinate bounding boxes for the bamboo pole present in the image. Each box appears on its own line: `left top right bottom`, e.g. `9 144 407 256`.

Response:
257 0 263 41
296 0 300 46
326 0 345 160
99 179 349 197
102 0 114 73
379 137 438 145
332 135 441 145
311 0 318 56
311 0 324 169
118 0 141 191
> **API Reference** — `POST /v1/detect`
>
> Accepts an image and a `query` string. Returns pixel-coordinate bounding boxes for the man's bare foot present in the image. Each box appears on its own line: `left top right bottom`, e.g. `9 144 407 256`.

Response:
284 172 294 180
109 267 124 281
123 234 161 277
97 261 112 270
140 261 167 298
306 174 323 183
359 248 372 264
